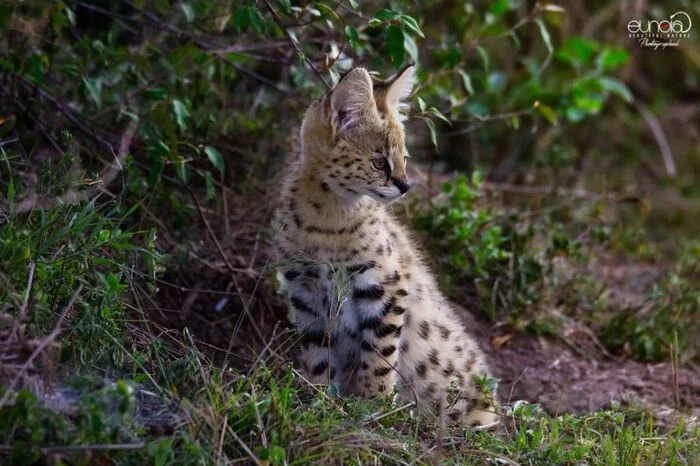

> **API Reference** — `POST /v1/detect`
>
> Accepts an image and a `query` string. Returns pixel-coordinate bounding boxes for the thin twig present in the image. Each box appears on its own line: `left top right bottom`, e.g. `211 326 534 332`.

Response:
362 401 415 425
2 87 66 158
263 0 331 89
445 104 537 135
636 101 676 178
228 61 292 96
0 442 145 452
250 384 268 450
672 331 680 410
227 427 264 466
16 74 114 151
0 137 19 148
9 94 138 213
217 414 228 466
188 190 265 345
18 261 36 321
481 181 638 202
433 394 446 466
246 322 281 377
448 448 522 466
506 366 529 406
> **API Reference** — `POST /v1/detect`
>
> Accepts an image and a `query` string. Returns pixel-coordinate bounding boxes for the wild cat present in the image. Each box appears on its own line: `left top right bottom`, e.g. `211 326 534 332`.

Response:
273 65 498 425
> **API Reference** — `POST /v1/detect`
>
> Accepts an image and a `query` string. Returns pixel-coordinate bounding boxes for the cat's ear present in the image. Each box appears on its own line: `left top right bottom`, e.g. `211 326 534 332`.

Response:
329 67 374 134
379 64 417 119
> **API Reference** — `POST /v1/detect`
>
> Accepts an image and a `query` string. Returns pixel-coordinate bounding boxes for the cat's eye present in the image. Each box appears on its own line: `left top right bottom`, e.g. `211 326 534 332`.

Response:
372 158 387 170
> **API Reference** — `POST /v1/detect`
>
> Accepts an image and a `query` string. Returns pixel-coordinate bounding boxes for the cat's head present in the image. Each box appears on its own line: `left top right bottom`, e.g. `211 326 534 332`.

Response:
300 65 417 204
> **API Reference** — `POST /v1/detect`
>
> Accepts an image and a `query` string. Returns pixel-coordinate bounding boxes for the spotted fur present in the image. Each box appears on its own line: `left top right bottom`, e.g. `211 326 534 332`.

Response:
273 66 499 426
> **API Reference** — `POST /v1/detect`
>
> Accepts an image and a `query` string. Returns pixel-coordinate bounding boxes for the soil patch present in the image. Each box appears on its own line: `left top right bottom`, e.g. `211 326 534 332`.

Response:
462 310 700 417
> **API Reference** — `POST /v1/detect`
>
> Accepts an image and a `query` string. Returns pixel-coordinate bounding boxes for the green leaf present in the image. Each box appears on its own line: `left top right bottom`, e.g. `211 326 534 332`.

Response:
489 0 510 16
458 70 474 95
557 37 598 66
598 77 633 103
574 94 604 114
348 0 358 9
385 25 405 67
26 54 47 85
400 15 424 38
565 106 586 123
425 118 438 151
486 72 506 93
328 67 339 86
172 99 190 133
375 8 399 21
176 158 190 183
6 174 14 202
597 47 629 71
534 18 553 70
509 30 521 49
204 145 225 173
316 3 338 19
0 6 13 29
467 101 488 119
1 147 14 202
368 18 382 28
148 155 163 186
275 0 292 15
180 2 194 22
269 446 286 465
536 103 559 126
404 34 418 64
248 6 265 33
152 140 171 158
509 115 521 130
345 25 359 49
476 45 490 72
429 107 451 126
417 96 426 112
64 6 76 25
234 6 250 32
53 9 66 33
205 171 216 200
83 77 102 109
143 87 168 101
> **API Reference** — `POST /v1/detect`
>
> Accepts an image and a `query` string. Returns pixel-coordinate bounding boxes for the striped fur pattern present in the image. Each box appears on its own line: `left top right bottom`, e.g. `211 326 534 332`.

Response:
273 66 499 426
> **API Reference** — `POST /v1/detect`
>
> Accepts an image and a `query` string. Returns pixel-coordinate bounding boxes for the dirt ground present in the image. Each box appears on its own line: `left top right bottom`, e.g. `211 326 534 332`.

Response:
144 170 699 424
468 312 700 417
156 264 700 421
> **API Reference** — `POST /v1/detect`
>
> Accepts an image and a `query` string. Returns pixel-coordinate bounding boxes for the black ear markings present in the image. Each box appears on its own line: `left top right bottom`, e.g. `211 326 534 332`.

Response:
373 81 389 91
336 108 349 129
329 68 374 136
396 61 416 75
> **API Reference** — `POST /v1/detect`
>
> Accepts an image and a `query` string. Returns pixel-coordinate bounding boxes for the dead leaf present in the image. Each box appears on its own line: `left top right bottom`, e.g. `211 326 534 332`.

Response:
491 334 513 350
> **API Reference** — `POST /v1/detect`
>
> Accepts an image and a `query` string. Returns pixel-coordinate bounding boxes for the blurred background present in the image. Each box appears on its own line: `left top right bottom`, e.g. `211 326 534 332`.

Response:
0 1 698 464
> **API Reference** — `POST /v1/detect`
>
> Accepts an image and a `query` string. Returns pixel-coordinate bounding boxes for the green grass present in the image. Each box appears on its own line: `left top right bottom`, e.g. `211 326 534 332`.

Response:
413 175 700 364
1 200 698 465
2 362 699 465
2 2 699 463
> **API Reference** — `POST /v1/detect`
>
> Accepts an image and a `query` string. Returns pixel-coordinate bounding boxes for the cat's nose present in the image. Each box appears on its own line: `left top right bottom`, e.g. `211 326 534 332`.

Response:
391 176 410 194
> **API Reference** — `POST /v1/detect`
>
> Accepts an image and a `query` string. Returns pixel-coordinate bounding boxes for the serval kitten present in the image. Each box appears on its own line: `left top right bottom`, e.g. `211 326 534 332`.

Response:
273 66 499 426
